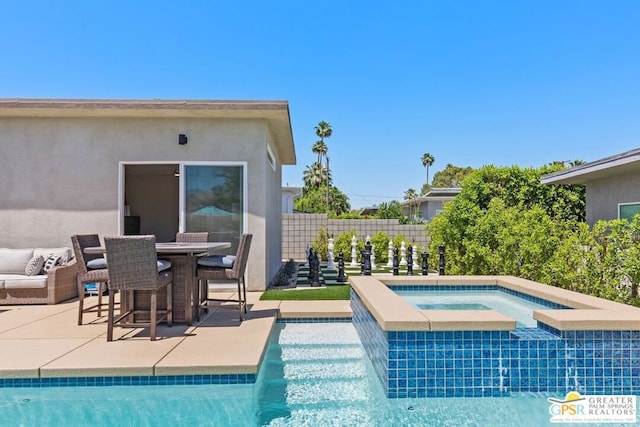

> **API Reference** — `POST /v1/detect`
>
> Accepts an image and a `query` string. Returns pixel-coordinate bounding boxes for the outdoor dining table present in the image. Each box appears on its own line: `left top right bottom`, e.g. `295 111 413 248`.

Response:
85 241 231 324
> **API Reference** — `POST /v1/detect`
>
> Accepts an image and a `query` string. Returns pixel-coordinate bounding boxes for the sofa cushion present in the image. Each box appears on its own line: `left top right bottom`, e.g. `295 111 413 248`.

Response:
2 274 48 289
25 255 45 276
0 249 35 274
42 254 62 273
33 247 72 264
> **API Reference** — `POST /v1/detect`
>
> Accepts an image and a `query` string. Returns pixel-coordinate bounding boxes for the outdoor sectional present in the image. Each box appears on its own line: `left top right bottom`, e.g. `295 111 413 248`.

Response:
0 247 78 305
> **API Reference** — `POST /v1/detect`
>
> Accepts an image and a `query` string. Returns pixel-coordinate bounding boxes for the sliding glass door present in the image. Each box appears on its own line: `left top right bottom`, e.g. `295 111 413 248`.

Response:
183 163 246 251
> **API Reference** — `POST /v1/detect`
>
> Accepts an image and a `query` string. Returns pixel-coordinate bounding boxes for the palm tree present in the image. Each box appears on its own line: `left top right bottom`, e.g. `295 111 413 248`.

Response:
314 121 333 144
403 188 419 222
312 140 327 164
404 188 418 200
314 121 333 212
303 162 330 189
421 153 435 186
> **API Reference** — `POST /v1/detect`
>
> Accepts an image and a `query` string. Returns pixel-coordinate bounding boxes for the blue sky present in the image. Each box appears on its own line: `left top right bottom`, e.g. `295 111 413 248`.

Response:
2 1 639 209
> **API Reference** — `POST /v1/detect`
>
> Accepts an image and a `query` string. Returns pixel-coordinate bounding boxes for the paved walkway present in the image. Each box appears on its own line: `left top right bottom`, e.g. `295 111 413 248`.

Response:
0 293 352 380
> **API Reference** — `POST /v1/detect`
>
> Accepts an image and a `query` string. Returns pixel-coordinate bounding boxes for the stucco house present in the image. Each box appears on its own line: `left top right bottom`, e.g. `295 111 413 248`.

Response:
0 98 296 290
281 186 302 213
541 148 640 225
401 188 461 222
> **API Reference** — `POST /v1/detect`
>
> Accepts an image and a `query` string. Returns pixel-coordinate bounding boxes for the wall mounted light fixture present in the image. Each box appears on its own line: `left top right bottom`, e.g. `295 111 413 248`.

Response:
178 134 188 145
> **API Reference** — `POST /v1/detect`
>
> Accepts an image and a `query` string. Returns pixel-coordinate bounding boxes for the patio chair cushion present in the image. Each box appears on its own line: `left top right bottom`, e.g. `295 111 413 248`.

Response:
86 257 108 270
197 255 236 268
25 255 45 276
157 259 172 272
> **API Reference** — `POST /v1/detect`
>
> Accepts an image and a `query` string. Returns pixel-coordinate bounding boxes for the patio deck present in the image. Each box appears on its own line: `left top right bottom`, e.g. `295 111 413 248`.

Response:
0 293 352 380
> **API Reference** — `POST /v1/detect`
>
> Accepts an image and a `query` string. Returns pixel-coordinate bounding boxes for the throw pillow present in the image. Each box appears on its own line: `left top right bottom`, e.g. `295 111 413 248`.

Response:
42 254 62 274
24 255 45 276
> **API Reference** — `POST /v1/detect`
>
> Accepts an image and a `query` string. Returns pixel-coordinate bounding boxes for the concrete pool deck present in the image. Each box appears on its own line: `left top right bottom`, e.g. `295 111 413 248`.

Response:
350 275 640 331
3 275 639 383
0 292 352 380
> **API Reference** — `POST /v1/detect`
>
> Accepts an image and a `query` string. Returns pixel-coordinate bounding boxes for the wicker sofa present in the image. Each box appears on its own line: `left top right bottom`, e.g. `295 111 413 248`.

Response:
0 247 78 305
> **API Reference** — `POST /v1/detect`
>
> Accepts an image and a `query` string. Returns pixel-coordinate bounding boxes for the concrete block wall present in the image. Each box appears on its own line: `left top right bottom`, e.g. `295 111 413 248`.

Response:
282 214 429 261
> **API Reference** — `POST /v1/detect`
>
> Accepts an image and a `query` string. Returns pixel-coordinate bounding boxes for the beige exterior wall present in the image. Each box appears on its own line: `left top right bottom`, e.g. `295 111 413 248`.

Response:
0 116 284 290
585 170 640 225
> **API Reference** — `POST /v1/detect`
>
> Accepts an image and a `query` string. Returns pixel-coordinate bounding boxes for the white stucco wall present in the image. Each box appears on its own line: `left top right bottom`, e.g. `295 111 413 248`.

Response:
0 116 284 290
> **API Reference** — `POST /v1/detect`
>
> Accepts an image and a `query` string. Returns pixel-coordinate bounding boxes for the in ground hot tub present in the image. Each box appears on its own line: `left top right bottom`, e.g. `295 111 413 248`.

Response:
350 275 640 398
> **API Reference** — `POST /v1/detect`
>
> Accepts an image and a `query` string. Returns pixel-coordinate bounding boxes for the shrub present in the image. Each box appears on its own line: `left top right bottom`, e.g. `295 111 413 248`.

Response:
311 226 329 260
370 231 391 264
334 229 364 263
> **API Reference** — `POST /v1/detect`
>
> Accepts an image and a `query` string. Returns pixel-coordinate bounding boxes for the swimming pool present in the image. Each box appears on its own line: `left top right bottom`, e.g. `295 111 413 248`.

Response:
3 323 634 426
395 287 566 327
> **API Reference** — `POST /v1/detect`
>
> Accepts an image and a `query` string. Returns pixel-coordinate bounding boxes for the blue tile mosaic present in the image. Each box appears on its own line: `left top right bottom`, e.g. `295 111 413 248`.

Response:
0 374 256 388
353 287 640 398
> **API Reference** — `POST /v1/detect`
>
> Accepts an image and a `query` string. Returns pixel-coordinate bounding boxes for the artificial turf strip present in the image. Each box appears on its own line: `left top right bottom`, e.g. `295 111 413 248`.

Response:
260 285 350 300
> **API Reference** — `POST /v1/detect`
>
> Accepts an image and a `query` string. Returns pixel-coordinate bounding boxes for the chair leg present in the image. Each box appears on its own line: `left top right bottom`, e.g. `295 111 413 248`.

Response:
97 282 104 317
236 279 243 321
242 274 248 314
192 278 199 323
200 279 209 314
77 278 85 326
167 282 173 327
150 290 157 341
107 292 115 342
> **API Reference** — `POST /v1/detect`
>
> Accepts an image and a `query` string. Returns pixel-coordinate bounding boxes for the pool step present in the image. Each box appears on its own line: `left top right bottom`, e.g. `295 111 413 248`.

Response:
274 324 361 346
266 344 365 362
257 324 376 424
283 360 367 381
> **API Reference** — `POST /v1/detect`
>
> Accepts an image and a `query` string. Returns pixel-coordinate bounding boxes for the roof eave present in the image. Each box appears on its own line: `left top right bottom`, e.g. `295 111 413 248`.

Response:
0 98 297 165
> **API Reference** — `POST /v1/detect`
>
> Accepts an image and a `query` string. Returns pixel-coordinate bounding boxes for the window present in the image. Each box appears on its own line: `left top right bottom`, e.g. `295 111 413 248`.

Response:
266 143 276 171
619 202 640 221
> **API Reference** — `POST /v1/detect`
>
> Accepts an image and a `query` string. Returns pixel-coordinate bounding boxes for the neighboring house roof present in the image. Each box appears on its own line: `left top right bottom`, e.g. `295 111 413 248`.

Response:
0 98 296 165
541 148 640 185
358 206 379 216
401 188 462 206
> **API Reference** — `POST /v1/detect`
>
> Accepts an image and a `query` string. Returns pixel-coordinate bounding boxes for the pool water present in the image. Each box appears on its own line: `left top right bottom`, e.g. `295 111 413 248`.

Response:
397 289 555 327
1 323 636 426
418 303 490 310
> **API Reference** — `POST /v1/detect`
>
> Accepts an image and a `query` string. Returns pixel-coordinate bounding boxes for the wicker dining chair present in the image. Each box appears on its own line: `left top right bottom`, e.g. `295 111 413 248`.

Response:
196 234 252 321
176 232 209 243
71 234 109 325
104 235 173 341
